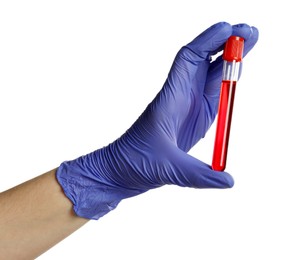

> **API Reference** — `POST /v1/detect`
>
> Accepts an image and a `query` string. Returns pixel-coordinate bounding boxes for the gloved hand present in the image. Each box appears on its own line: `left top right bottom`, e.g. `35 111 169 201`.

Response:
56 22 259 220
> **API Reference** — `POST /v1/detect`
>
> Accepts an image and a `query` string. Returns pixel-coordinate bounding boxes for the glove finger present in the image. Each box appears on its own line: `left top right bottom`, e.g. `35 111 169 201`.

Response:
165 148 234 189
242 26 259 57
178 22 232 64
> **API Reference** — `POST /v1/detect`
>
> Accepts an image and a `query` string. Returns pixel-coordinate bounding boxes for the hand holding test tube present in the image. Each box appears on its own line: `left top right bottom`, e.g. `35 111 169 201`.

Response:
212 36 244 171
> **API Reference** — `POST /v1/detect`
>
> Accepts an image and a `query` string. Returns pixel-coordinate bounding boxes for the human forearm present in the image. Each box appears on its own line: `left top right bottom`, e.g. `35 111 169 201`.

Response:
0 169 88 260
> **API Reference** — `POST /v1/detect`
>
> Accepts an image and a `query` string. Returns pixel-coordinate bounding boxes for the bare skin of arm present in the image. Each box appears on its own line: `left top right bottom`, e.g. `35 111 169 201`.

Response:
0 169 89 260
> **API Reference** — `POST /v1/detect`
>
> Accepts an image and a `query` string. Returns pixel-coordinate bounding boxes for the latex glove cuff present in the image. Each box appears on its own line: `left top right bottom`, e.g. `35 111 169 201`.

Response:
56 160 142 220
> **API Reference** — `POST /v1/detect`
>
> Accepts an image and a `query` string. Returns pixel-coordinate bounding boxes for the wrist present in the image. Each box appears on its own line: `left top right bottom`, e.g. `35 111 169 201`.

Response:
56 149 143 220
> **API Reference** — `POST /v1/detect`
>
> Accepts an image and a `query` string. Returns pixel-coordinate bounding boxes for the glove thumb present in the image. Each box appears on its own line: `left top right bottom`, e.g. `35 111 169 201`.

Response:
166 148 234 188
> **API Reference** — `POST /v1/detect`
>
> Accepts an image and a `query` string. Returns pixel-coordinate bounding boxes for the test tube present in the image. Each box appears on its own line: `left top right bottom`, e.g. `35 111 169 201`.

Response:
212 36 244 171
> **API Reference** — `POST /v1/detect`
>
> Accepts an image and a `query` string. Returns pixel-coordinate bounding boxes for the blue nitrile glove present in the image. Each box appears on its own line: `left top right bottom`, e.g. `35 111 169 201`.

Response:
56 22 259 220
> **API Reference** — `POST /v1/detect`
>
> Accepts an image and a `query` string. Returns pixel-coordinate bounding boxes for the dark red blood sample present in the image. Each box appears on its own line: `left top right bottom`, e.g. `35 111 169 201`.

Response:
212 80 236 171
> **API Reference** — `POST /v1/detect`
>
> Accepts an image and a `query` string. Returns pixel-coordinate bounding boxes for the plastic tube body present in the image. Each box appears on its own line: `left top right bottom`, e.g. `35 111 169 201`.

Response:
212 38 243 171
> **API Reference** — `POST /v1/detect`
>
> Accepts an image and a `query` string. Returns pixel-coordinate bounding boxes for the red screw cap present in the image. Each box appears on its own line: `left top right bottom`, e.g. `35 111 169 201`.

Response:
223 36 244 62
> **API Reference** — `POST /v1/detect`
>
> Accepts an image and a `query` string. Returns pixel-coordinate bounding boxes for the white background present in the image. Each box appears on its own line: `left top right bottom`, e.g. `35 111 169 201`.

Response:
0 1 284 259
